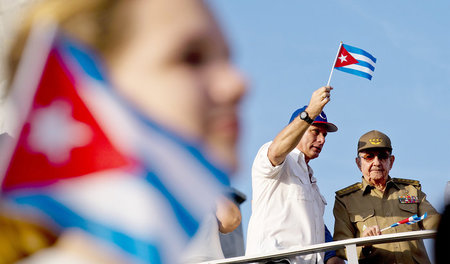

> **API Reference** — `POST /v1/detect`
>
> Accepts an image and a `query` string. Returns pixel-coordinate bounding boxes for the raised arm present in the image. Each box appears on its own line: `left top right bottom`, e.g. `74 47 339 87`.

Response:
268 86 332 166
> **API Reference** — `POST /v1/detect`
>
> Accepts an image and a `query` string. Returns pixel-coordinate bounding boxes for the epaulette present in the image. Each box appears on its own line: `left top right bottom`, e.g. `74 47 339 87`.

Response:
392 178 421 190
336 183 363 197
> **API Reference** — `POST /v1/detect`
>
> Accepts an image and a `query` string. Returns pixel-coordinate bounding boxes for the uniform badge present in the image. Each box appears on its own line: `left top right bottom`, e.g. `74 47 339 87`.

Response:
398 195 419 204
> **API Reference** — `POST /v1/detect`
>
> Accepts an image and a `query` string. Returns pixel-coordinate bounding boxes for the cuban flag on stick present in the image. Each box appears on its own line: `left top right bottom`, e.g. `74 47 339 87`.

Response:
1 22 230 263
326 42 376 85
380 213 428 232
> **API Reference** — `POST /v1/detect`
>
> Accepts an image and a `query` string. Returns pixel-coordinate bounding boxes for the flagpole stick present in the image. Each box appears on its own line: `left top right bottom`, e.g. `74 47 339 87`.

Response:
380 226 392 232
326 41 343 86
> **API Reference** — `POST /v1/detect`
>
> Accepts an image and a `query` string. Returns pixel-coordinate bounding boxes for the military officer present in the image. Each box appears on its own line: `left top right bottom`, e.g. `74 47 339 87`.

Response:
333 130 440 264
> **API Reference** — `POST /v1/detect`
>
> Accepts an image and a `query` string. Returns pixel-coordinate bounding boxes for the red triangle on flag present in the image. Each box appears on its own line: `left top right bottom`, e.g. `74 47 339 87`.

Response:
334 46 359 68
2 48 131 191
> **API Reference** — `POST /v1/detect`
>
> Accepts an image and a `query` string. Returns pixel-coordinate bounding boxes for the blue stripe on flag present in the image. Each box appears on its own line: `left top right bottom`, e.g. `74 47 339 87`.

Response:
184 145 230 186
12 194 163 264
59 36 107 82
342 44 377 63
335 67 373 80
355 61 375 71
144 169 200 237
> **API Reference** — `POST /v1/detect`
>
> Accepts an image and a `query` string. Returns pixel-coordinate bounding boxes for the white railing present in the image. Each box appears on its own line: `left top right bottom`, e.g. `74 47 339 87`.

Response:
200 230 436 264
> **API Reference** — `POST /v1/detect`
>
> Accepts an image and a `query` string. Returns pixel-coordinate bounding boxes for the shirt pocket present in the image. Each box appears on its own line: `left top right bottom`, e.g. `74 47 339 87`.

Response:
397 203 420 231
398 203 418 215
287 183 311 201
318 194 327 215
349 209 376 235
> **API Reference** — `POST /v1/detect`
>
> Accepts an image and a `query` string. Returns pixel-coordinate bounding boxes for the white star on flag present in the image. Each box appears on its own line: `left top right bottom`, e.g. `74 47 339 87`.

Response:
338 54 347 63
27 100 92 164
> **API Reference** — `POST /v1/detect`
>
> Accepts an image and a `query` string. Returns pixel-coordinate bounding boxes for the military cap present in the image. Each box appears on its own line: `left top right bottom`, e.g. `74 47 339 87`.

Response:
357 130 392 153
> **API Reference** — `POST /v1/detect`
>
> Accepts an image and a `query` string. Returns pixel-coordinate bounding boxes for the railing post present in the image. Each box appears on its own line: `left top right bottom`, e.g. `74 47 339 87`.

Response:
345 243 358 264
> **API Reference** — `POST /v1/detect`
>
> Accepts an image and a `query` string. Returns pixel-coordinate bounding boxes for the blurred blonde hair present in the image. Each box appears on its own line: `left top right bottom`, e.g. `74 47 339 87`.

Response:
6 0 130 92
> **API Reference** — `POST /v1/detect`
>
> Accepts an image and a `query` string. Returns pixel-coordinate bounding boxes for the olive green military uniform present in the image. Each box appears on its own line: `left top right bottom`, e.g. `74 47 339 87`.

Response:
333 176 440 264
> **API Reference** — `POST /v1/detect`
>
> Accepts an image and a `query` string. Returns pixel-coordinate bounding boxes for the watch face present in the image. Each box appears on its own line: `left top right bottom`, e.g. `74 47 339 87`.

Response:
300 111 307 119
299 111 313 124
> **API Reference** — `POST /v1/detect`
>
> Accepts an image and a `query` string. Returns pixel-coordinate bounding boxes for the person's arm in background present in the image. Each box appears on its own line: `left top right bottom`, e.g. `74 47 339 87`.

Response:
215 195 241 234
324 225 345 264
418 189 440 230
333 196 363 260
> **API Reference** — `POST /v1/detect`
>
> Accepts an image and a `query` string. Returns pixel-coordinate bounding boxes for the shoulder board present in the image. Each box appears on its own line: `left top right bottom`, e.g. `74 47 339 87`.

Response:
336 183 363 197
392 177 421 188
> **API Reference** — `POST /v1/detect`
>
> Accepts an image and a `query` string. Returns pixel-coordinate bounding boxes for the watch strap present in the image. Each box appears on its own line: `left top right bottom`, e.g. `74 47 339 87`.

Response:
299 111 314 125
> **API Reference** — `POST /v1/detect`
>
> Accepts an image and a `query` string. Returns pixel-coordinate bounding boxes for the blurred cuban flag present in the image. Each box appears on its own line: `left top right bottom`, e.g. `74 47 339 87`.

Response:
381 213 428 232
333 43 376 80
0 22 230 264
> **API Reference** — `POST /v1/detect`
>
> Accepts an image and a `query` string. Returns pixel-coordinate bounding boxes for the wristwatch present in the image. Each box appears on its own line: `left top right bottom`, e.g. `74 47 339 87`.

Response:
299 111 314 125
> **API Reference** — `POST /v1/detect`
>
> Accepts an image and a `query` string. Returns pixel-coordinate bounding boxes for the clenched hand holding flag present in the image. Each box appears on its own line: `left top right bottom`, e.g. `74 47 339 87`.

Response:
1 23 230 263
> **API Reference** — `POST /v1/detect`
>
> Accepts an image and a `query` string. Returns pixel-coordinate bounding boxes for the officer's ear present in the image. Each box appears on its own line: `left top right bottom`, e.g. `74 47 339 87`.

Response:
389 155 395 170
355 157 362 171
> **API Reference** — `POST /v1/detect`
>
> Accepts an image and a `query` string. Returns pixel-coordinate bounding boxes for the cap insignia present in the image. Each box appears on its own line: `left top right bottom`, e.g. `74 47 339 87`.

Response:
369 138 383 145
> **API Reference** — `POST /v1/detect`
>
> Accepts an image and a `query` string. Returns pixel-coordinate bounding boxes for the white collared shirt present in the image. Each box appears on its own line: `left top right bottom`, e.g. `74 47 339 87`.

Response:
246 142 326 264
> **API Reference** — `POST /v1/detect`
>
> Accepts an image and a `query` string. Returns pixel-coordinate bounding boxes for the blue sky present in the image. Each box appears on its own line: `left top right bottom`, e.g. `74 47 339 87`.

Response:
208 0 450 256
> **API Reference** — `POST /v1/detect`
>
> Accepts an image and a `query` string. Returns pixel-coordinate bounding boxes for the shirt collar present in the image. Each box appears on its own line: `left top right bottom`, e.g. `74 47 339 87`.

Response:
361 176 397 195
292 147 301 156
361 177 373 195
385 176 400 190
292 148 316 182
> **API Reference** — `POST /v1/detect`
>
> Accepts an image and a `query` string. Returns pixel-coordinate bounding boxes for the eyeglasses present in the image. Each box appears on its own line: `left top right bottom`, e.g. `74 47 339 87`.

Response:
359 151 391 161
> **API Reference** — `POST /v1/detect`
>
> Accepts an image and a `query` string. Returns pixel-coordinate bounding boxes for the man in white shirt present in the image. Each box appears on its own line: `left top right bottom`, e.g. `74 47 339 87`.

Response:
246 86 342 264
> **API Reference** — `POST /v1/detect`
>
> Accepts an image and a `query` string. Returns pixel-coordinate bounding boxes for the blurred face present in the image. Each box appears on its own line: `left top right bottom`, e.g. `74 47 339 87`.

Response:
297 125 327 163
108 0 246 170
356 149 395 187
